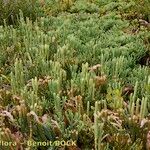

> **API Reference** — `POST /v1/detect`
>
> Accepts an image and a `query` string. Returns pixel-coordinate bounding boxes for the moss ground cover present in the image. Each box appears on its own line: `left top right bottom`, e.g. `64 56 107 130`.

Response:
0 0 150 150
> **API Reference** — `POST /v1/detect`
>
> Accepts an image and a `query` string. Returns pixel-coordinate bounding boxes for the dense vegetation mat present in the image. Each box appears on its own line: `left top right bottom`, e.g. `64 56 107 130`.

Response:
0 0 150 150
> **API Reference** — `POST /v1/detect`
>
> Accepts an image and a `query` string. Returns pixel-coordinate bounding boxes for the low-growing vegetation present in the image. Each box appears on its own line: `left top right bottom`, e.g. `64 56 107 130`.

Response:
0 0 150 150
